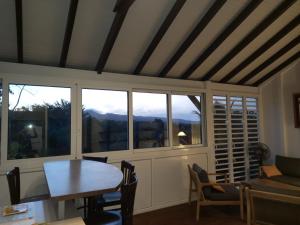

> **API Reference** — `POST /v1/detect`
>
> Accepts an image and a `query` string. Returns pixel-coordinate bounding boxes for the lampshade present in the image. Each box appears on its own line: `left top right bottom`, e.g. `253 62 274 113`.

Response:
177 131 187 137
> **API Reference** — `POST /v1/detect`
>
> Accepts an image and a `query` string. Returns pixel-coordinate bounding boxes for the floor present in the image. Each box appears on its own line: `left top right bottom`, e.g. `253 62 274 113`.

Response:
133 202 246 225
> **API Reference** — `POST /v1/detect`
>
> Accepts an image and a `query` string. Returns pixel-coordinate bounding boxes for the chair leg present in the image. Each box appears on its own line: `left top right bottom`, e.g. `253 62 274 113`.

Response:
188 179 192 205
83 198 87 219
196 201 200 221
240 185 244 220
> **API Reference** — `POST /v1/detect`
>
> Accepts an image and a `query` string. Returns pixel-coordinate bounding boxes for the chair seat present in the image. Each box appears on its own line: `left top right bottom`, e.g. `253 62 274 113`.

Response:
204 184 239 201
85 210 122 225
96 192 121 207
20 193 49 203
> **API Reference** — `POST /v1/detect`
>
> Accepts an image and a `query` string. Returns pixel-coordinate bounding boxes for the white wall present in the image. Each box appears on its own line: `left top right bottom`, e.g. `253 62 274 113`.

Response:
0 62 259 213
261 60 300 160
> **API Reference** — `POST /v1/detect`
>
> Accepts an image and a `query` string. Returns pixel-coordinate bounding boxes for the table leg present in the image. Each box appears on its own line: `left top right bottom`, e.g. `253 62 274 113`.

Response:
246 187 251 225
58 201 65 219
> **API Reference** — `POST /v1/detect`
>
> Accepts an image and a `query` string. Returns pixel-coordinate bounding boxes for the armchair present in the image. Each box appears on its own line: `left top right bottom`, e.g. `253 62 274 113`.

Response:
188 164 242 221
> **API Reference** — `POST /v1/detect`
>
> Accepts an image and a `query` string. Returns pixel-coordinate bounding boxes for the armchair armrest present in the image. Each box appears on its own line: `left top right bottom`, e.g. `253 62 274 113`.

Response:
207 172 229 183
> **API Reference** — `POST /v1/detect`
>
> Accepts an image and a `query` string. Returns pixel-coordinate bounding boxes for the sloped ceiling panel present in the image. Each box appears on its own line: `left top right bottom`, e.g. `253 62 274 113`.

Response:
0 0 299 86
66 0 116 70
23 0 70 66
0 0 17 62
104 0 176 74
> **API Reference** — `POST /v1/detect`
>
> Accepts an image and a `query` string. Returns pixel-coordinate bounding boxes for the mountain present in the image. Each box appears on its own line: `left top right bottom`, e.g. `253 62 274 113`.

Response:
83 109 200 124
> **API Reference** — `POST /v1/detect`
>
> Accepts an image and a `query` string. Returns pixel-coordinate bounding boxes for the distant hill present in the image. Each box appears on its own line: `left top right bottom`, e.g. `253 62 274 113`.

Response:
83 109 200 124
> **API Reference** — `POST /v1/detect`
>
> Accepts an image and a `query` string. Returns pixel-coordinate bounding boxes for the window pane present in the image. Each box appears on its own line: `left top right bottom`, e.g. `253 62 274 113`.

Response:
133 92 168 149
82 89 128 152
172 95 202 145
8 84 71 160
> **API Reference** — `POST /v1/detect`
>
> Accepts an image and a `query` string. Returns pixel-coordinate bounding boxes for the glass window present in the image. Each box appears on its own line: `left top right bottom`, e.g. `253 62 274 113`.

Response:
172 94 203 146
82 89 128 152
8 84 71 160
133 92 168 149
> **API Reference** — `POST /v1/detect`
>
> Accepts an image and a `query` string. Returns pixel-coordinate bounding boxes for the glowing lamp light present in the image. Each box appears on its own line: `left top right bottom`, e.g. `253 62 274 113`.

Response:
177 131 187 137
27 124 33 129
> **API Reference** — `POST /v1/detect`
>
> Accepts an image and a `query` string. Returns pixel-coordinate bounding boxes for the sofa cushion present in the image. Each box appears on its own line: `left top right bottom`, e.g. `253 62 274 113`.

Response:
270 175 300 188
276 155 300 178
261 165 282 177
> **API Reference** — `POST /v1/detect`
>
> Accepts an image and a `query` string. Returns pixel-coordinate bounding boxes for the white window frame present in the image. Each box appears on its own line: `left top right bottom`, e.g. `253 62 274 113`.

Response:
0 75 78 172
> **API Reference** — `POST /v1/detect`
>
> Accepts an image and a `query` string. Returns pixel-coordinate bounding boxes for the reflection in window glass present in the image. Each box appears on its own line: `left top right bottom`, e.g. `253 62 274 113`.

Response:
82 89 128 152
8 84 71 160
172 95 202 146
133 92 168 149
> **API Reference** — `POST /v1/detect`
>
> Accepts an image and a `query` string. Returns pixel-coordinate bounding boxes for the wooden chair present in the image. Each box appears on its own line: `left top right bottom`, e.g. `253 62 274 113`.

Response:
6 167 49 205
187 164 241 221
95 160 135 209
85 174 138 225
80 156 108 218
245 188 300 225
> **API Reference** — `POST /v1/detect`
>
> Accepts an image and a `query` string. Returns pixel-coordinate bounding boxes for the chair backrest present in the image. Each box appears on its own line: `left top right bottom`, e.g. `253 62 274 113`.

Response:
187 165 202 194
246 188 300 225
121 160 135 185
6 167 21 205
82 156 108 163
121 174 138 225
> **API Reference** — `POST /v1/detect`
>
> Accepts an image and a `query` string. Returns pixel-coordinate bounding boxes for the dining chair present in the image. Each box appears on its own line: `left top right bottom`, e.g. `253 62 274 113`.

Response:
95 160 135 209
82 156 108 163
188 164 241 221
80 156 109 218
85 174 138 225
6 167 49 205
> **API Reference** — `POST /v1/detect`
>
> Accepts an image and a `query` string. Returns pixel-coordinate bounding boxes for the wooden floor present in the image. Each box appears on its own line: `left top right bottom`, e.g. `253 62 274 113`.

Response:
133 202 246 225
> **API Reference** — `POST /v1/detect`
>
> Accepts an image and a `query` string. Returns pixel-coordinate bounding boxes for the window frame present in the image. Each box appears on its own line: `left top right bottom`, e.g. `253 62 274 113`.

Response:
0 77 77 171
81 87 130 154
132 90 170 152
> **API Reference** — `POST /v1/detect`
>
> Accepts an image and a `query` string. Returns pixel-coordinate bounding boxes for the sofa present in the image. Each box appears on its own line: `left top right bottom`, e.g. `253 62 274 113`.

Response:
269 155 300 187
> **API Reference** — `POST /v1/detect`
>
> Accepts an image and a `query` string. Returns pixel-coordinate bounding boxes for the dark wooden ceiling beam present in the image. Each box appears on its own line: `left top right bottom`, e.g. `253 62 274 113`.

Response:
180 0 262 79
158 0 226 77
15 0 23 63
221 14 300 83
133 0 187 75
96 0 135 73
201 0 297 81
253 51 300 86
237 35 300 85
59 0 79 67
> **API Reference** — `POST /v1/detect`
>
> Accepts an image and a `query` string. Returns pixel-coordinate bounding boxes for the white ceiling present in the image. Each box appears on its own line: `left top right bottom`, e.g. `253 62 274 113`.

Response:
0 0 299 86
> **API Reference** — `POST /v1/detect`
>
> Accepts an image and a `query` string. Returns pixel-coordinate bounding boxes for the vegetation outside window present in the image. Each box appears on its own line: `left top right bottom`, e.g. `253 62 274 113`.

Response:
172 95 203 146
8 84 71 160
133 92 168 149
82 89 128 152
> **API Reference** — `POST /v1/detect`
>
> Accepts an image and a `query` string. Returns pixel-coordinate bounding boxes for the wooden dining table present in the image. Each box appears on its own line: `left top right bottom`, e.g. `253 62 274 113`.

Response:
43 159 123 219
0 200 81 225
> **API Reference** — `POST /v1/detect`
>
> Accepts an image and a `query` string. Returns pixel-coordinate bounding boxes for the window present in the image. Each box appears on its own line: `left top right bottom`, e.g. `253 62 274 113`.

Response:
133 92 168 149
82 89 128 152
8 84 71 160
172 94 203 146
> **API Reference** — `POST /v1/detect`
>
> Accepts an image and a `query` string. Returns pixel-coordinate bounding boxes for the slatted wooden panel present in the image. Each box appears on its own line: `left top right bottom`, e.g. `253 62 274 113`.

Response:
245 97 260 179
230 96 246 182
213 95 231 182
213 95 260 182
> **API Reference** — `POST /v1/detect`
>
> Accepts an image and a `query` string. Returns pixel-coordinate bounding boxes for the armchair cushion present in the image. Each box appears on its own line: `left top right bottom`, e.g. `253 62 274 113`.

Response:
270 175 300 187
192 164 209 183
192 164 212 196
204 184 239 201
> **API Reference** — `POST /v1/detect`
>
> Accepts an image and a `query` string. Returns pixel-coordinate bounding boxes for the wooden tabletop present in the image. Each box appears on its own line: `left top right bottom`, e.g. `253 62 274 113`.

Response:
0 200 79 224
44 159 123 201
